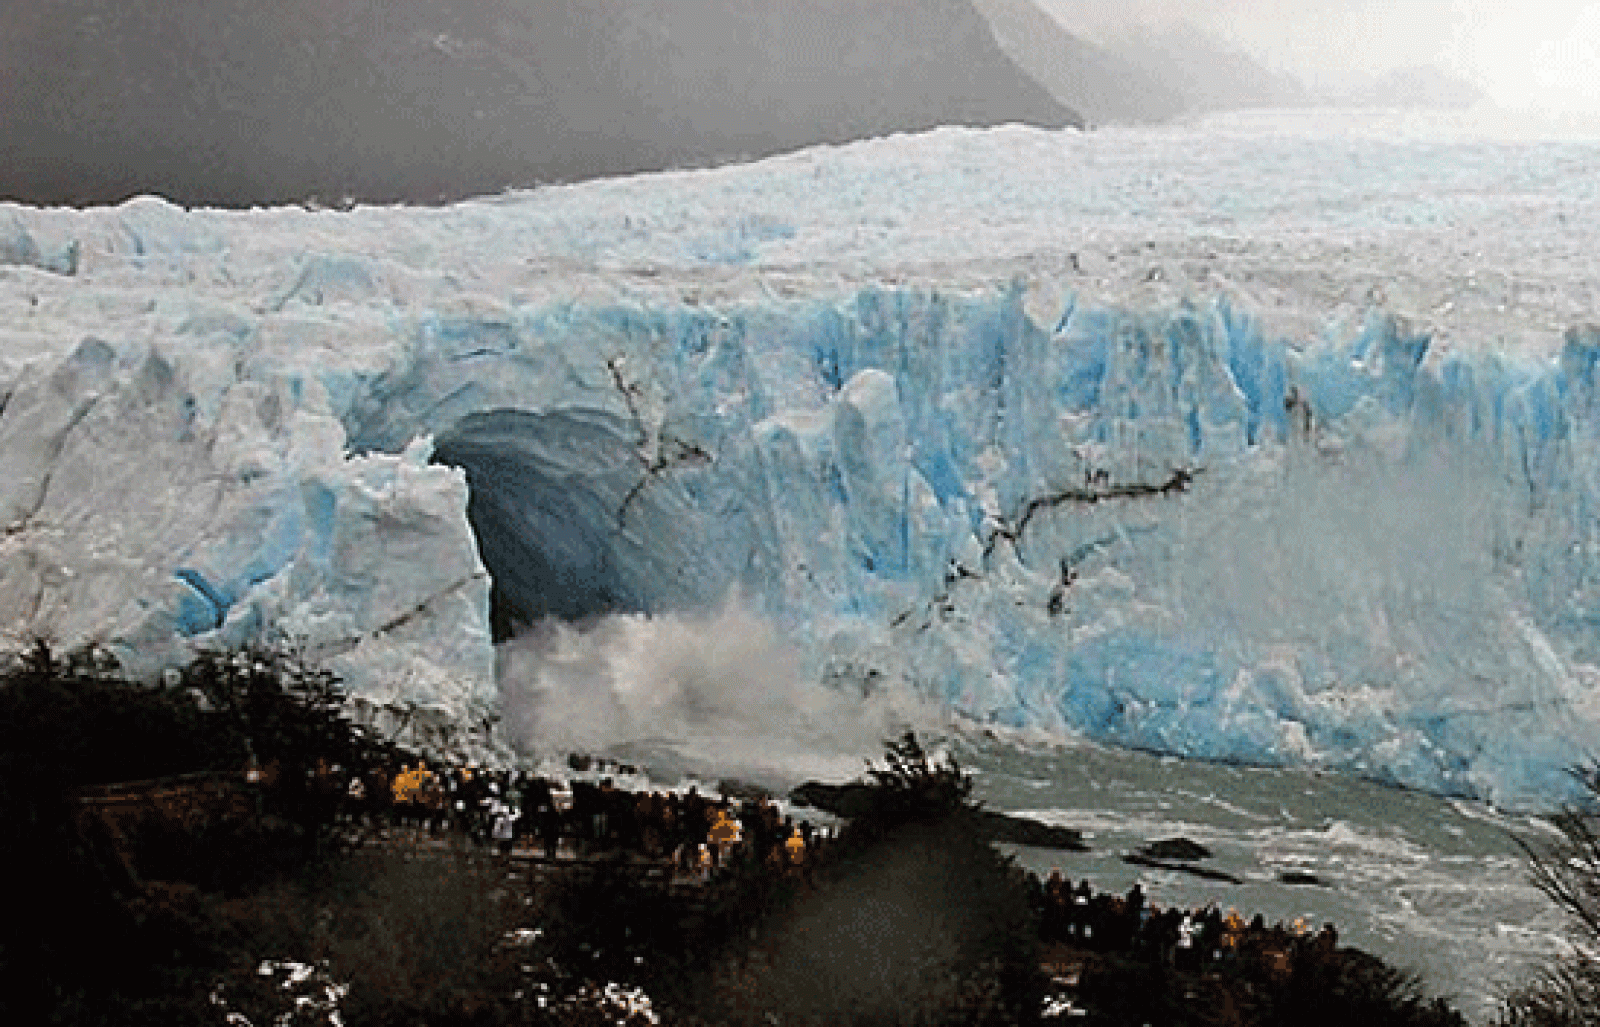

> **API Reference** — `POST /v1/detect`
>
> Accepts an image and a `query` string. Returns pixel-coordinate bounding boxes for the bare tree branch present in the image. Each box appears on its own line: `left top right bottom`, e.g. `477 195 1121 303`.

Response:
1506 767 1600 1024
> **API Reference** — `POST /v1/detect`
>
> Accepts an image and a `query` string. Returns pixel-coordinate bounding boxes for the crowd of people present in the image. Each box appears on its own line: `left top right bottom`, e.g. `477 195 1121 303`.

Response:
290 756 1344 979
1027 869 1340 974
310 758 826 882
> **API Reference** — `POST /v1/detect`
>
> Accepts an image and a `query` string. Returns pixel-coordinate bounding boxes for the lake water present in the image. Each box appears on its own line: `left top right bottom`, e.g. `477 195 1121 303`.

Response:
951 730 1569 1024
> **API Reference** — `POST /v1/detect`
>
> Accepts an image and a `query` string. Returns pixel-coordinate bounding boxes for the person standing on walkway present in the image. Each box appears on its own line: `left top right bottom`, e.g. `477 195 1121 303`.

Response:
708 808 742 868
491 802 520 856
784 826 806 878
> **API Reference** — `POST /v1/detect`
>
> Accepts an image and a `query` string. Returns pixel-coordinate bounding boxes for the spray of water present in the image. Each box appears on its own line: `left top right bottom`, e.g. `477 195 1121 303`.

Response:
496 601 941 787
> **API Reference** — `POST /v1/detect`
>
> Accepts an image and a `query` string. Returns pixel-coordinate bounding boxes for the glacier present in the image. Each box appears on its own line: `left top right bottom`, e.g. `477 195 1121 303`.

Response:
4 110 1600 807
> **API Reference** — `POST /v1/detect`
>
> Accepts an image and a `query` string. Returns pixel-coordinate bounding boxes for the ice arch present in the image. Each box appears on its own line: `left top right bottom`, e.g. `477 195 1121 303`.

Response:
430 407 775 640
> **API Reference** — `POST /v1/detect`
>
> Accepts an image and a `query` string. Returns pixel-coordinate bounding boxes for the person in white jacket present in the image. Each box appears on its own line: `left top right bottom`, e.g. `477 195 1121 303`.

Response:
491 802 520 856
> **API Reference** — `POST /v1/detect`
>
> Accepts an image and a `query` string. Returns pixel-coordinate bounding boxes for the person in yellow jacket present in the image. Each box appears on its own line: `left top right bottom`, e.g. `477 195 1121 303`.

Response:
1221 908 1246 959
784 827 806 876
391 763 434 829
392 764 415 805
708 808 742 868
390 764 414 829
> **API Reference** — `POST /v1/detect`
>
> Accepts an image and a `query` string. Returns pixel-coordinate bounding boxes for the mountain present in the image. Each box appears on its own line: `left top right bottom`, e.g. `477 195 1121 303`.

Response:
971 3 1315 123
0 0 1075 208
1100 22 1315 114
969 0 1187 124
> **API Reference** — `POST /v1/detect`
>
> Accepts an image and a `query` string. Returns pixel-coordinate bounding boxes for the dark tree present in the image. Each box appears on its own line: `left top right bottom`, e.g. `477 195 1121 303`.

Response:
1502 767 1600 1026
0 639 389 1025
700 731 1044 1026
178 642 388 777
852 729 976 833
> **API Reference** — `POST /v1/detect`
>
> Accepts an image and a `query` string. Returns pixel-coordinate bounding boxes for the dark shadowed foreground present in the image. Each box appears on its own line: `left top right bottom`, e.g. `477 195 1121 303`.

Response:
0 644 1477 1025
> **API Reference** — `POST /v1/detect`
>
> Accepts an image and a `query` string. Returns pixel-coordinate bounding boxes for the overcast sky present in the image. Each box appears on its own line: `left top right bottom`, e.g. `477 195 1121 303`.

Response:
1038 0 1600 112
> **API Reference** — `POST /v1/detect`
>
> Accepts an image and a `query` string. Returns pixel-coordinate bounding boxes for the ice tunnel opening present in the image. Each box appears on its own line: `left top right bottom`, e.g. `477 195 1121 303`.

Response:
430 407 698 641
426 408 913 780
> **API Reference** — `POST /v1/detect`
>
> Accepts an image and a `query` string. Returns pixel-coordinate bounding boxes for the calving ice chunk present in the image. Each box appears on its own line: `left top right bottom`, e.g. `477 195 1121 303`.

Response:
3 112 1600 807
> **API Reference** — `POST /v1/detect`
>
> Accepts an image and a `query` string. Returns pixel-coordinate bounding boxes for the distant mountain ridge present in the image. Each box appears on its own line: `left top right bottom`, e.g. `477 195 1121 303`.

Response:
973 2 1317 123
978 2 1484 124
1102 22 1315 114
0 0 1076 208
970 0 1188 124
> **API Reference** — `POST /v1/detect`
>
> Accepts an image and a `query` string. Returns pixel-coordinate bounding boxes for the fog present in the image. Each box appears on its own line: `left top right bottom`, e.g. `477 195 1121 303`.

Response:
1038 0 1600 113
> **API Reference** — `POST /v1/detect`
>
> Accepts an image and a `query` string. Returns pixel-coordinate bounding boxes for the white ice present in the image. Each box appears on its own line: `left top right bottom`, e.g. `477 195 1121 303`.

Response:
3 108 1600 806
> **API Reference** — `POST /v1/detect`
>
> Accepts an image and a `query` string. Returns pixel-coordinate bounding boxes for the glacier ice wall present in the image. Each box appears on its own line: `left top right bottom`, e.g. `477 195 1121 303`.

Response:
0 333 496 720
6 268 1600 803
5 117 1600 805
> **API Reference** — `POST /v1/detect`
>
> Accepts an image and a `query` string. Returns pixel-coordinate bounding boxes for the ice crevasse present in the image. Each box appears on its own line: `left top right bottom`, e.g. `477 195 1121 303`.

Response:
4 123 1600 806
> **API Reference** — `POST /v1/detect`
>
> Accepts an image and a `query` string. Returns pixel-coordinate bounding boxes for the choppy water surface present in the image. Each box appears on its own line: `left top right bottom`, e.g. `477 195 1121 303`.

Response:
949 732 1570 1023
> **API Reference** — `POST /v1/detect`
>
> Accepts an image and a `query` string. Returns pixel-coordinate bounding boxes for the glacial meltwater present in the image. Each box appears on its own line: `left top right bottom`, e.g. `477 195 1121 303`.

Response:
956 731 1566 1024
